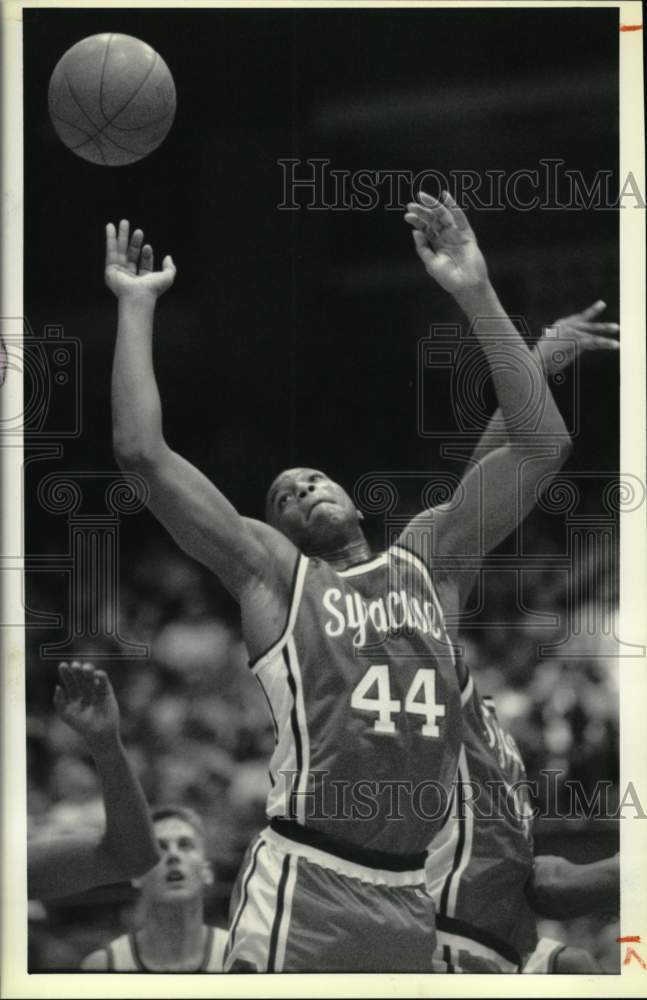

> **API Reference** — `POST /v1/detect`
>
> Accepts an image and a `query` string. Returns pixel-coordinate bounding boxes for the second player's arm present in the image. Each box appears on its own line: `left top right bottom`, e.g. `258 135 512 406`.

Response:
107 221 295 606
28 663 159 900
403 194 572 604
527 853 619 919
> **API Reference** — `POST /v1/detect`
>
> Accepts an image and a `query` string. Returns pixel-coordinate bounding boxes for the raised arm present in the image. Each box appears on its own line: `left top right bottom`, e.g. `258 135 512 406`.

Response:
106 220 295 610
468 301 619 462
402 192 572 605
28 662 158 899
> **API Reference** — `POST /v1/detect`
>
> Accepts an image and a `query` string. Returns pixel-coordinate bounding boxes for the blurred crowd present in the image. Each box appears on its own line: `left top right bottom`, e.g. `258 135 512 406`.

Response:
26 534 619 970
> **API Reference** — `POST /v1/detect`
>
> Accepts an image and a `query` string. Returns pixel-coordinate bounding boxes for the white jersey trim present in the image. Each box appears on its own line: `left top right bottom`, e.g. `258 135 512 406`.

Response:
251 553 309 674
444 745 474 918
263 825 427 887
337 552 388 577
285 634 311 825
460 673 474 707
389 544 457 667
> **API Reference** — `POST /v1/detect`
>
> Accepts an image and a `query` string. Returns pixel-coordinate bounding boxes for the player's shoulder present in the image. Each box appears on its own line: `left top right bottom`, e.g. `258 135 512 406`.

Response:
81 933 133 971
243 518 300 574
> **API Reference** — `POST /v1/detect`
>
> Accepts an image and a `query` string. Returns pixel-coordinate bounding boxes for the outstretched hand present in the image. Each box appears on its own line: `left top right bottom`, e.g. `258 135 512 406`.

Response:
404 190 489 297
537 300 619 377
54 661 121 754
105 220 176 300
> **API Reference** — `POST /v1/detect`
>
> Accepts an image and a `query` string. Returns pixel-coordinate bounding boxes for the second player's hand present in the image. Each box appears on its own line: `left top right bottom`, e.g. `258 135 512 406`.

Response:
105 220 176 300
404 190 489 298
54 661 121 755
537 300 620 377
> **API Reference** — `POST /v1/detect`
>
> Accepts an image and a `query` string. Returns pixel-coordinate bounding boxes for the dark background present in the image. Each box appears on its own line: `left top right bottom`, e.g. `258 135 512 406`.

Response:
23 5 620 971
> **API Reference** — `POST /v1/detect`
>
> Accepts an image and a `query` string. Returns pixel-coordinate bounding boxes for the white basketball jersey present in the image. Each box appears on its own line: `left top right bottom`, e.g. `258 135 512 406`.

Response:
103 926 227 972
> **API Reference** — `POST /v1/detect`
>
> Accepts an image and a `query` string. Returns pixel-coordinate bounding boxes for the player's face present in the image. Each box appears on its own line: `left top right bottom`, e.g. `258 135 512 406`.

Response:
134 817 212 905
266 468 360 550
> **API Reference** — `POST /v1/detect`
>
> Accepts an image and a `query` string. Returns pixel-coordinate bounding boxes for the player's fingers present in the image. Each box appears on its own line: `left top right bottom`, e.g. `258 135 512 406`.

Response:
59 662 79 700
578 320 620 334
408 202 451 239
405 207 444 242
92 669 110 697
105 223 118 264
126 229 144 273
139 244 154 273
116 219 130 259
417 192 454 229
579 300 607 321
412 229 435 266
585 334 620 351
79 662 96 702
408 201 447 227
404 212 427 231
162 254 176 274
53 685 66 714
583 322 620 335
439 190 471 231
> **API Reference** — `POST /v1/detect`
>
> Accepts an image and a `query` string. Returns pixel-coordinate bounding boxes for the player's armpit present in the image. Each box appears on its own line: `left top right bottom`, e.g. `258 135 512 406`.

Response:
80 949 109 971
402 440 571 606
126 445 297 598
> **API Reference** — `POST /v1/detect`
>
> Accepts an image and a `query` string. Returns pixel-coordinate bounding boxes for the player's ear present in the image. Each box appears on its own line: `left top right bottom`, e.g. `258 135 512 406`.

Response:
131 876 142 890
202 861 214 887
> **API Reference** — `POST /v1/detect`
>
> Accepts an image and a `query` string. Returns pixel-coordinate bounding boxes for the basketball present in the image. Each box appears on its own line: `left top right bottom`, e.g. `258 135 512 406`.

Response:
48 33 176 166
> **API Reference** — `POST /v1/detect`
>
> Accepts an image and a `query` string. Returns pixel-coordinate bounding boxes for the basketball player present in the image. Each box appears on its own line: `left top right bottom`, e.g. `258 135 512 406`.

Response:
426 307 619 974
105 188 570 971
427 679 617 973
81 805 226 972
28 661 158 900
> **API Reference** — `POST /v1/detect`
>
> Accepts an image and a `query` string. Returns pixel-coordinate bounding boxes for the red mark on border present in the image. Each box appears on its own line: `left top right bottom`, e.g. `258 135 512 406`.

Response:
617 937 647 969
619 24 643 31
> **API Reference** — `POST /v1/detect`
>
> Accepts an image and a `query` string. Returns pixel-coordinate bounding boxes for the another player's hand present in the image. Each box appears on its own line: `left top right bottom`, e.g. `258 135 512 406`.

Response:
54 661 121 754
105 220 176 300
404 190 489 298
536 300 619 377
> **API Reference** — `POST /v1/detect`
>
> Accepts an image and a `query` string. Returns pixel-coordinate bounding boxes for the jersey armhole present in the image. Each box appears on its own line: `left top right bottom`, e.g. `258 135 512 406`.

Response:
249 552 308 674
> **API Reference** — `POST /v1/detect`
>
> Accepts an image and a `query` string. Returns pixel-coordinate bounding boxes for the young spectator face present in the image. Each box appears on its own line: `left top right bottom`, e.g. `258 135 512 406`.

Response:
133 815 213 905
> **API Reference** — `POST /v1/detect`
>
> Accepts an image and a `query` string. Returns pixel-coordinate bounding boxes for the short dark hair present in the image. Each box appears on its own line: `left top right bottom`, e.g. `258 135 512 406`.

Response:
151 805 206 843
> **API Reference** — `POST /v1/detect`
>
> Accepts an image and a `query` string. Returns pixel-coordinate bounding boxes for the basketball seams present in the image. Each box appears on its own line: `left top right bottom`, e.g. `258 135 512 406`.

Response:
102 51 160 131
57 76 107 164
64 108 175 153
49 109 96 143
97 33 114 126
102 107 175 133
61 70 103 132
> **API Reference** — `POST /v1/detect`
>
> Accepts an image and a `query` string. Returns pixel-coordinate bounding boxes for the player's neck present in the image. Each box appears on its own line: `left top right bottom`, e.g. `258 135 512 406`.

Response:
138 899 206 970
313 534 372 571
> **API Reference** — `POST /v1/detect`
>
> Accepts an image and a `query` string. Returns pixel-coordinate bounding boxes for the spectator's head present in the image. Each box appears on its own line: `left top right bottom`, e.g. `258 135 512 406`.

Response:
132 805 213 906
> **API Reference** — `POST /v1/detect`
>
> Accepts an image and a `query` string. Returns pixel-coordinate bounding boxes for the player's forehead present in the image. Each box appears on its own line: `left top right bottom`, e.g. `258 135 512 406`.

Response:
153 816 200 843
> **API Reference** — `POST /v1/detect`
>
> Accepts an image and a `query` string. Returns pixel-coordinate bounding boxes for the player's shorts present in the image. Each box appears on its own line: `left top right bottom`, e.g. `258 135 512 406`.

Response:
522 937 566 973
224 819 437 973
